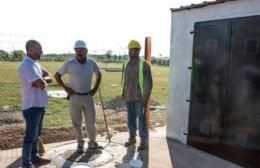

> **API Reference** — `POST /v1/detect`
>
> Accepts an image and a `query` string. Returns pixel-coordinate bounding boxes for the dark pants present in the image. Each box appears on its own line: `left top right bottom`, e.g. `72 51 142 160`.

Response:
126 101 148 142
22 107 45 167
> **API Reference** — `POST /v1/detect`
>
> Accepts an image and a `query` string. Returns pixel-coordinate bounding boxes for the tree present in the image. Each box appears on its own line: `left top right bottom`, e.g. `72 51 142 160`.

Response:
105 50 112 62
0 50 10 61
12 50 25 61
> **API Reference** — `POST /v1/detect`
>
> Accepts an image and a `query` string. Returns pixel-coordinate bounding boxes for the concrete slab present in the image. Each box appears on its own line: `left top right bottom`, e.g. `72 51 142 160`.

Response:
0 127 171 168
167 138 242 168
0 126 242 168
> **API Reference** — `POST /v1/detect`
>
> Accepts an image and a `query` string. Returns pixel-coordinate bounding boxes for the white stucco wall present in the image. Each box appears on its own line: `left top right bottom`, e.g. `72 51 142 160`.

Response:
167 0 260 144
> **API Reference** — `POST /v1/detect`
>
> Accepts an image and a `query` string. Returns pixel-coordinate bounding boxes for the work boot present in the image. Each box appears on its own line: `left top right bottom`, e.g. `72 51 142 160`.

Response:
88 141 104 150
137 141 148 151
77 144 84 154
124 136 136 147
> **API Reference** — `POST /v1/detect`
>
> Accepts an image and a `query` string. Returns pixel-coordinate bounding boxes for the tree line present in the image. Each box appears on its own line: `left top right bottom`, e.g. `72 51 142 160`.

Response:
0 50 25 61
0 49 169 66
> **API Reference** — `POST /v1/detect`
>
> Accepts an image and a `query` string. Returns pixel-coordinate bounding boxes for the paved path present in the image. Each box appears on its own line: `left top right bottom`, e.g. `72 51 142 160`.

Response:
0 126 242 168
0 127 172 168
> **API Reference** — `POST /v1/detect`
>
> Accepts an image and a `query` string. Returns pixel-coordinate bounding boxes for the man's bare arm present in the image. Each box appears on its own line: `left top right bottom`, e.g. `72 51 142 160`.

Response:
54 72 75 96
42 68 52 83
90 71 102 96
42 68 50 77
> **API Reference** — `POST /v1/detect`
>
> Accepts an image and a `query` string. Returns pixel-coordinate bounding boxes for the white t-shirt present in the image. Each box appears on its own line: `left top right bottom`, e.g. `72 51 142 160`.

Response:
57 58 100 93
19 56 48 110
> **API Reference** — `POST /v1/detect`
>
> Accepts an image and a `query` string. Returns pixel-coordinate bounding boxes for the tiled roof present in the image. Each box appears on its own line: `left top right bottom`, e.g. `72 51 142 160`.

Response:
171 0 237 12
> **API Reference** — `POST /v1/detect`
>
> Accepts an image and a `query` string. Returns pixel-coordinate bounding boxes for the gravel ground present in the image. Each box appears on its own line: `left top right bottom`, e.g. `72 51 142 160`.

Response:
0 100 164 150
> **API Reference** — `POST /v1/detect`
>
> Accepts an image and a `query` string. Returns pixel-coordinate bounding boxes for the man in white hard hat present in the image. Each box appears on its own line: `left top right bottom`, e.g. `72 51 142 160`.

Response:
54 40 102 154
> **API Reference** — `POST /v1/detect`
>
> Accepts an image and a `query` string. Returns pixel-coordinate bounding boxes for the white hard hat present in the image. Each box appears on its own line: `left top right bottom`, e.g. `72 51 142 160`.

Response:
74 40 87 49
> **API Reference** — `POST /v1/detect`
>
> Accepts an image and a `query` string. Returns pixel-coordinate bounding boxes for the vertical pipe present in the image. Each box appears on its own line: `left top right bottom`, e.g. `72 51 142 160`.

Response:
145 37 151 128
145 37 152 62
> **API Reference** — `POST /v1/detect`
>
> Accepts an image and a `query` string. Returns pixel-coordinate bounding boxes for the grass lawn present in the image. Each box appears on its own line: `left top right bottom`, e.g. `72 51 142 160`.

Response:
0 61 169 127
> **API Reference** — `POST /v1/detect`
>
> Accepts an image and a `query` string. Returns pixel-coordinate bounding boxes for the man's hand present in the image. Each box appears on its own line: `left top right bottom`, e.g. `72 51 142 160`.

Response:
43 76 52 84
64 86 76 97
42 68 52 84
32 79 47 90
89 88 98 96
141 95 149 107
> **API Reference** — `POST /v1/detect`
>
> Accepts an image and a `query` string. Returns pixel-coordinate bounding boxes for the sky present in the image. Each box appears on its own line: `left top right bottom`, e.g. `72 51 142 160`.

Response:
0 0 212 57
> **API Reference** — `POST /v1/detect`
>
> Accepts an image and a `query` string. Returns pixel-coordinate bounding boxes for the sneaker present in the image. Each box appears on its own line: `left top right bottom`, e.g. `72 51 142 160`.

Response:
88 141 104 150
124 136 136 147
22 164 35 168
137 141 148 151
32 157 51 166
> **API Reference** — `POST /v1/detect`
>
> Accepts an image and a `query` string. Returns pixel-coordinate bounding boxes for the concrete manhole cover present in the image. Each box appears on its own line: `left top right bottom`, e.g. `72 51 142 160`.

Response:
49 141 126 168
71 162 93 168
62 148 105 162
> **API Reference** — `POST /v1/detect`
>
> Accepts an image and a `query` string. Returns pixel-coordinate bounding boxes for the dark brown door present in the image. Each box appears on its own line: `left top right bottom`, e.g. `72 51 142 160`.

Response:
189 16 260 168
222 16 260 168
189 19 231 151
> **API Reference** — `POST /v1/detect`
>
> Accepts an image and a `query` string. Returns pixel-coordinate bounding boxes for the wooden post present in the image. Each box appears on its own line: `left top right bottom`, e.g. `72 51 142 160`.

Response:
144 37 151 128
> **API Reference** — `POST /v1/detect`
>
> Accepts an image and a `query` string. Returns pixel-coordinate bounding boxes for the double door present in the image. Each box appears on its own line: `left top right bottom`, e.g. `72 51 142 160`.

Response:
189 16 260 168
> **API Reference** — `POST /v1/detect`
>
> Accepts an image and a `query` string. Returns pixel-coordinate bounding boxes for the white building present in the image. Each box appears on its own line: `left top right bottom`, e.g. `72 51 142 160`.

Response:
167 0 260 167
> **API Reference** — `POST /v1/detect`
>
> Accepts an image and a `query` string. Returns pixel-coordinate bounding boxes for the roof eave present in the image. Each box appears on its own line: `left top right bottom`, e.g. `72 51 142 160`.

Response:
171 0 237 12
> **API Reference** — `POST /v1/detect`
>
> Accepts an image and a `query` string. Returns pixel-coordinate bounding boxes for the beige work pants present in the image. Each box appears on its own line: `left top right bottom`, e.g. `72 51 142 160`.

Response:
69 95 96 147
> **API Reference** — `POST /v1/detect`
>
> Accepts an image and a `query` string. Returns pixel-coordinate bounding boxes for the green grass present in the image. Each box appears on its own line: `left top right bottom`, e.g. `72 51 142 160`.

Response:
44 98 71 127
0 61 169 127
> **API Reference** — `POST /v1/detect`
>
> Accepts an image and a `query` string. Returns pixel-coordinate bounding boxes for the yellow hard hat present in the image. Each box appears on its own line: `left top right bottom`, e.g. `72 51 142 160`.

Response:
128 40 141 49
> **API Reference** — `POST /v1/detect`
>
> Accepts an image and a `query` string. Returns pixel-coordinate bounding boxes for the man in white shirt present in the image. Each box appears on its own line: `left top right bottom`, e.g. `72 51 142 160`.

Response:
54 40 102 154
19 40 52 168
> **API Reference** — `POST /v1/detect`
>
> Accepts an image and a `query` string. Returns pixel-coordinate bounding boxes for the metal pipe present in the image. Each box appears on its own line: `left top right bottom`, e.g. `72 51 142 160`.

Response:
98 87 111 143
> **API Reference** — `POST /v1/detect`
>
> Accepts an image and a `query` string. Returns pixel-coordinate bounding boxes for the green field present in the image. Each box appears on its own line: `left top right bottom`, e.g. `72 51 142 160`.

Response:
0 61 169 127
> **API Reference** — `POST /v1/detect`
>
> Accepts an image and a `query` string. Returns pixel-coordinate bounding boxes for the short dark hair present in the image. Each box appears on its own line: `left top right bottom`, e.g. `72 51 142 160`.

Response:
25 40 40 51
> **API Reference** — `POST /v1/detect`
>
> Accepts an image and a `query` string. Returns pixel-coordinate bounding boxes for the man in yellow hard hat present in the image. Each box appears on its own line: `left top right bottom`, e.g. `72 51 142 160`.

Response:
122 40 153 150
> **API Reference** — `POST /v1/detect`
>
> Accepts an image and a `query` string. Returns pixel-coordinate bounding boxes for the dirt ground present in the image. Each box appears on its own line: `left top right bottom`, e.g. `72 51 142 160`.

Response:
0 108 165 150
0 122 130 150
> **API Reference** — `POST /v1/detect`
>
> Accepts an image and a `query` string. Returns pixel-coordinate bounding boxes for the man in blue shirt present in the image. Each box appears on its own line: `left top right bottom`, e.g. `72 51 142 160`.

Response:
19 40 52 168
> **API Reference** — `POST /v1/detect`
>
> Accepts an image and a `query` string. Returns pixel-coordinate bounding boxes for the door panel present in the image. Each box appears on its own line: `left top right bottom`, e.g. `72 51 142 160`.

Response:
223 16 260 167
190 16 260 168
189 20 230 147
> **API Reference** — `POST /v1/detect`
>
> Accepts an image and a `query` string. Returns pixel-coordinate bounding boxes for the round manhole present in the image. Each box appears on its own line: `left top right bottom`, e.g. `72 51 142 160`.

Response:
62 149 103 162
71 162 93 168
50 142 126 167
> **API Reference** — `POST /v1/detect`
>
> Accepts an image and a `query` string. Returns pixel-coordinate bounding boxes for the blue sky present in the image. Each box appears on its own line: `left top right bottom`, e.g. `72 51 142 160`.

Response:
0 0 212 56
